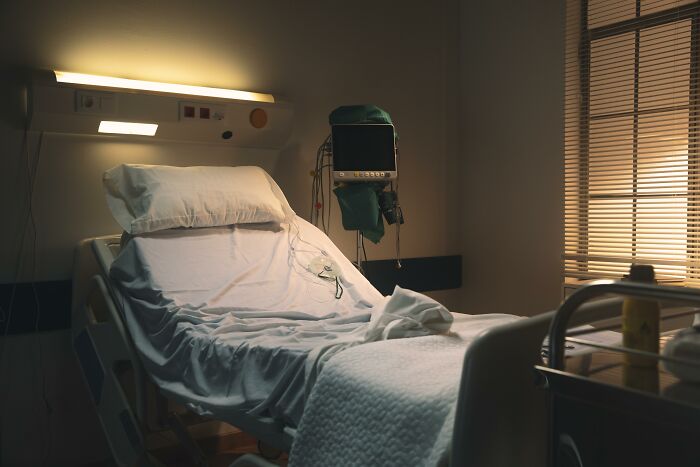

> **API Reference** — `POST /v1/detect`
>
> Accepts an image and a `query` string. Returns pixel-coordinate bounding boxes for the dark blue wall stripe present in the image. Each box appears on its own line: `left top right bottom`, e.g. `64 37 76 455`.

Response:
363 255 462 296
0 255 461 335
0 280 72 335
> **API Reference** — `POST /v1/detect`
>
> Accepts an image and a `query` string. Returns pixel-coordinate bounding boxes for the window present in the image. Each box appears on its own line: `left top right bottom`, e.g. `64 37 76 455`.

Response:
565 0 700 285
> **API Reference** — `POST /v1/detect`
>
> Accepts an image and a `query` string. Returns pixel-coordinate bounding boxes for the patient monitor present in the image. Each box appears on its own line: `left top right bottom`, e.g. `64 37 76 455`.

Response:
331 124 397 182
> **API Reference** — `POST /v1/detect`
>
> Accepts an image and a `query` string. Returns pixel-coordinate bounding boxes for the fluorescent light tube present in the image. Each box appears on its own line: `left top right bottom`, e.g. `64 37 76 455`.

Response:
55 71 275 103
98 121 158 136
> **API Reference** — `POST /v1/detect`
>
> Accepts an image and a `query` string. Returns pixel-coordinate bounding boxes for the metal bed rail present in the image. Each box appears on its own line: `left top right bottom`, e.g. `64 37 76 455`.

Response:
539 279 700 467
73 273 164 466
451 296 624 467
548 279 700 370
73 236 295 466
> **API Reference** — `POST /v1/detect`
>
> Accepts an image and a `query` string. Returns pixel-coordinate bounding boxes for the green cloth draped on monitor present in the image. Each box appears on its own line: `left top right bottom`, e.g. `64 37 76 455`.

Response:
329 105 396 243
328 105 398 139
333 183 385 244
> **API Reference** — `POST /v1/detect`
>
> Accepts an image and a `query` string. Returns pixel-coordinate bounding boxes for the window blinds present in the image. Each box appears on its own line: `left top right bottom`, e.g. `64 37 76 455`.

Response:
565 0 700 285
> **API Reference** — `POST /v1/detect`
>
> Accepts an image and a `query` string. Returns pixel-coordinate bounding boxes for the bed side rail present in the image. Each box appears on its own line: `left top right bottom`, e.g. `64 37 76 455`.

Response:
72 274 161 467
547 280 700 370
451 297 622 467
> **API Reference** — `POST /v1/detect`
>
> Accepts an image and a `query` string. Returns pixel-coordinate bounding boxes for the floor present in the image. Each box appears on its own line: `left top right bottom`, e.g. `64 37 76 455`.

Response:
84 431 288 467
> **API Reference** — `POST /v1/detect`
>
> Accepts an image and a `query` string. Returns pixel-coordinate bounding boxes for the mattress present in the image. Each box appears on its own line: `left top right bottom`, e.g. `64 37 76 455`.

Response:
109 216 384 427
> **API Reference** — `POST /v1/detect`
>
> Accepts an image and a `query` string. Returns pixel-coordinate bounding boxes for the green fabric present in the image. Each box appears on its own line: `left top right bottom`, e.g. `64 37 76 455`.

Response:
329 105 398 139
333 183 385 243
329 104 397 243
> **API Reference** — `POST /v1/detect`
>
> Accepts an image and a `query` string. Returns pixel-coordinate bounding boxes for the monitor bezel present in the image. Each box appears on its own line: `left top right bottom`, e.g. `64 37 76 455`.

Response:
331 123 398 182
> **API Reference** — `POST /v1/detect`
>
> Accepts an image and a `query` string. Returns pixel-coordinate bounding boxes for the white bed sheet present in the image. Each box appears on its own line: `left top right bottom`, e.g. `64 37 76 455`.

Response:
109 216 384 426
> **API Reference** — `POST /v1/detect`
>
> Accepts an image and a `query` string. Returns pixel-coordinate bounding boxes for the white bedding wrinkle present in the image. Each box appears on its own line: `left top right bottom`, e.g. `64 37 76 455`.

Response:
108 212 512 462
303 286 457 397
110 217 382 425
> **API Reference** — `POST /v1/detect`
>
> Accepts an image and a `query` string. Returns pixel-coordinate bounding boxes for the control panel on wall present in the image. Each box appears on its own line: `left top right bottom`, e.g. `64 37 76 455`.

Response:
179 102 225 121
30 75 294 147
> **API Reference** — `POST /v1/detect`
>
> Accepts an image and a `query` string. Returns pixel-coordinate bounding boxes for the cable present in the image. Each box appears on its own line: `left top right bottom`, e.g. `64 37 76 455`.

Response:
394 148 403 269
396 218 402 269
327 147 332 233
24 131 51 465
27 133 51 466
334 277 343 299
361 234 368 264
286 219 343 301
310 136 332 234
0 127 49 464
0 118 30 464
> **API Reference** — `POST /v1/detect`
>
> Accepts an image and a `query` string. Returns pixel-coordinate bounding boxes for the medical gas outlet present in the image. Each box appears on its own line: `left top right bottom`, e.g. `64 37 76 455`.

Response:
179 102 226 121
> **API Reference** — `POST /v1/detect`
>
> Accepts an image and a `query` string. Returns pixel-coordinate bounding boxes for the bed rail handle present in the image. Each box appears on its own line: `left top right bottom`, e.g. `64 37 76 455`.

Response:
84 273 121 325
85 274 150 426
548 279 700 370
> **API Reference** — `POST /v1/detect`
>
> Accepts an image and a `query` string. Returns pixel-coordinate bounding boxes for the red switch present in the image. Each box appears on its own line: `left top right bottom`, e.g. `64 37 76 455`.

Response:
184 106 195 118
200 107 210 119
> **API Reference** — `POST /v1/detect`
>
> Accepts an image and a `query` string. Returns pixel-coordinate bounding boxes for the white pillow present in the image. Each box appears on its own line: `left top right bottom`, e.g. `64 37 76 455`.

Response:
103 164 294 234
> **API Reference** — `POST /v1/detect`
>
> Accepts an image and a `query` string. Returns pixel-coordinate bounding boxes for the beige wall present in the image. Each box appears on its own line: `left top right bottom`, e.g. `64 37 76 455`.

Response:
0 0 462 285
459 0 565 316
0 0 568 464
0 1 461 464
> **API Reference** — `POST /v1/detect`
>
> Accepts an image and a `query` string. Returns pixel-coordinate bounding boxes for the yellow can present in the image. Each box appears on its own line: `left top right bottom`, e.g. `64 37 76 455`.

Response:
622 264 660 367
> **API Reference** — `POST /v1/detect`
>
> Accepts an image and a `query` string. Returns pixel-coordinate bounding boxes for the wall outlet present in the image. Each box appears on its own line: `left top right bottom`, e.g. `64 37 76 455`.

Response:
75 90 116 114
179 102 225 121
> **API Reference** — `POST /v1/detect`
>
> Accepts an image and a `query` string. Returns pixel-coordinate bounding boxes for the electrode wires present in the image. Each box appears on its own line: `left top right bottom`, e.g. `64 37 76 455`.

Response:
287 219 343 301
392 148 404 269
0 122 51 465
310 135 332 234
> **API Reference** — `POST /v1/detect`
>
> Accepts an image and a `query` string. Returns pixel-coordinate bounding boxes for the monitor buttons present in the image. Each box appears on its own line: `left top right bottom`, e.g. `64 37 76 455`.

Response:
354 171 360 177
338 172 345 177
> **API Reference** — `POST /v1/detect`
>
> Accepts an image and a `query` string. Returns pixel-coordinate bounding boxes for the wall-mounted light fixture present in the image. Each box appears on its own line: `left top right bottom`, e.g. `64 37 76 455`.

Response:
54 71 275 103
30 70 293 147
98 121 158 136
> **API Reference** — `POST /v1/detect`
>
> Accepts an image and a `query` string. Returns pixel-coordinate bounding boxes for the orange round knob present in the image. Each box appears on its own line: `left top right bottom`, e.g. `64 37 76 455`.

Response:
250 108 268 129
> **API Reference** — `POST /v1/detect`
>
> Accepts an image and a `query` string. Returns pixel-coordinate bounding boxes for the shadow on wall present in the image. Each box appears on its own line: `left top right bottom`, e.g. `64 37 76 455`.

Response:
0 330 112 465
273 143 303 216
0 67 29 130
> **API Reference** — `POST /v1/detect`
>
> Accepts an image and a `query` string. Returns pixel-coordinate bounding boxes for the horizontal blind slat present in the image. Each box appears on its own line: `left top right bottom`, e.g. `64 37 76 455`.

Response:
565 0 700 285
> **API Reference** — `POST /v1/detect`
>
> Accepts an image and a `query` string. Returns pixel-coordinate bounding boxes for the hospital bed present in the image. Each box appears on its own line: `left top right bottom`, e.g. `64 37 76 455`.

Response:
72 233 298 466
71 164 627 466
72 227 632 466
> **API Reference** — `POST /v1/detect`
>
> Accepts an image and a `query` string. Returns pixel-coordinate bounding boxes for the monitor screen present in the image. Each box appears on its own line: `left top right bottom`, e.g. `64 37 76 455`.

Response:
331 124 396 172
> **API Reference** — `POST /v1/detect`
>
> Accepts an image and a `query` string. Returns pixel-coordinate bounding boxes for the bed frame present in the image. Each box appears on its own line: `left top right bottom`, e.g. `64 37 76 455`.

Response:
71 235 623 467
72 236 293 466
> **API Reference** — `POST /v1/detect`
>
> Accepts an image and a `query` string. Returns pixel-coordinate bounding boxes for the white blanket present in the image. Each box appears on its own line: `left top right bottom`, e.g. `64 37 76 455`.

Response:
110 217 384 426
288 313 520 467
109 216 457 428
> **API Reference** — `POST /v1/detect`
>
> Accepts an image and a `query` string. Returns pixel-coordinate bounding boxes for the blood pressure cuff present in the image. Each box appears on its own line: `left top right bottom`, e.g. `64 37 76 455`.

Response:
329 105 398 139
333 183 385 243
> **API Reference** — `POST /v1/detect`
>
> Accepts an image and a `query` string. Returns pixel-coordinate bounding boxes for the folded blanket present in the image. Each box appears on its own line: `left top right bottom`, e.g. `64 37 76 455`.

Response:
304 286 454 396
289 312 520 467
